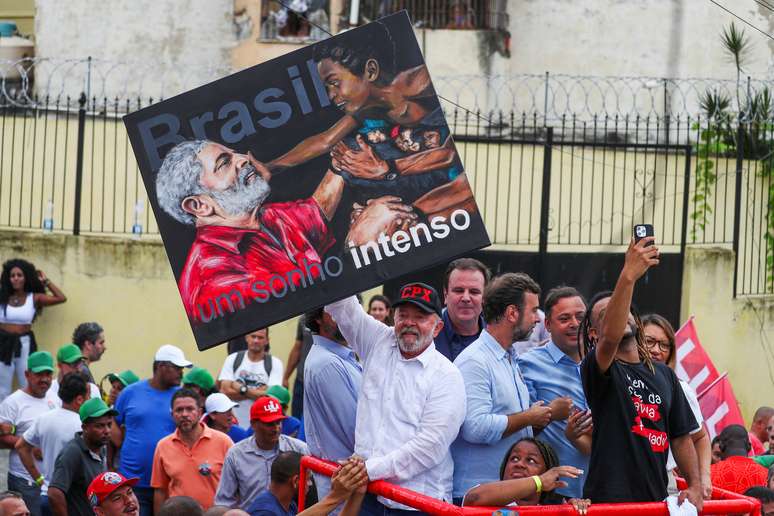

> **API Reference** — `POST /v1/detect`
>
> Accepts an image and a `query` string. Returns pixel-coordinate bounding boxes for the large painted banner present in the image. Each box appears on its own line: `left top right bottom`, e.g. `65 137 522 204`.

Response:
124 12 490 350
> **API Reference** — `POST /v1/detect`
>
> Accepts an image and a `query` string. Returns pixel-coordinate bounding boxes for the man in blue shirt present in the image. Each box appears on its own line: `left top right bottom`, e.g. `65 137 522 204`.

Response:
452 273 570 504
520 286 592 499
303 306 362 509
114 344 191 516
434 258 490 362
247 451 301 516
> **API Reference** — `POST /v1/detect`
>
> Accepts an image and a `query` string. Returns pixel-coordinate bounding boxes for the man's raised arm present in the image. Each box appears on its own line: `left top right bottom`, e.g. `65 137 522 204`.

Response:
325 296 394 363
596 237 659 373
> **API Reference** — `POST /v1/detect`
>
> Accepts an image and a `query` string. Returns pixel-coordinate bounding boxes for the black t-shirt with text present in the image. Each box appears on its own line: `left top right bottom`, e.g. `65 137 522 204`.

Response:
581 347 697 503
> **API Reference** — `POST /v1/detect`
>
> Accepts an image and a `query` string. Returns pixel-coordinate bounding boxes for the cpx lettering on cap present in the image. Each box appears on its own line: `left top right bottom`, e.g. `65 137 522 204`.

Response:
392 282 442 317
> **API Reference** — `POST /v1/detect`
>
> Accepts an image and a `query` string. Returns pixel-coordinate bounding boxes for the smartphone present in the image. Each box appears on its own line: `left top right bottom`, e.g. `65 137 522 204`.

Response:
634 224 654 246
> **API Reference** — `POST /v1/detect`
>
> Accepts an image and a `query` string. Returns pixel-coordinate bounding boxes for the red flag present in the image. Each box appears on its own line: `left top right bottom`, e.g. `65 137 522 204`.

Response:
674 317 720 394
697 374 745 440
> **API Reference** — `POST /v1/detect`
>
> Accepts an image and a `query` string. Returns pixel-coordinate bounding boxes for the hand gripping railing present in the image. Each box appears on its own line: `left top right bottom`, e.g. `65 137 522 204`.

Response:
299 455 761 515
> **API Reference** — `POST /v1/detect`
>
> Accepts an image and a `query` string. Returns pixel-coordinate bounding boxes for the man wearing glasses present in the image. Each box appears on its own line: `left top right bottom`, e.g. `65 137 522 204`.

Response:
113 345 192 516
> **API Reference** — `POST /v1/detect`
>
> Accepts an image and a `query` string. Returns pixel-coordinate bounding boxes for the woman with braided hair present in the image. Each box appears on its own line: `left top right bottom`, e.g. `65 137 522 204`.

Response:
578 237 703 510
461 437 590 513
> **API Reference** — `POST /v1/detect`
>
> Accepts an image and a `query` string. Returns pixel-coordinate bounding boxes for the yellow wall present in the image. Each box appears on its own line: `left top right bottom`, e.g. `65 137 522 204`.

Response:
0 230 381 390
681 245 774 424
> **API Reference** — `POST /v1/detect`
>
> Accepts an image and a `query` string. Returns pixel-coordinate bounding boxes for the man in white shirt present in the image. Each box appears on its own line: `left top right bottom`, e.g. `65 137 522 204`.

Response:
0 351 59 515
218 328 284 428
325 282 466 514
16 372 89 515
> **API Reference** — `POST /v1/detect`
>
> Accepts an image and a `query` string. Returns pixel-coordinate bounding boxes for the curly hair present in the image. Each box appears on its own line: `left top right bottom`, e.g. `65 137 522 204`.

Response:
155 140 208 225
499 437 561 504
0 258 45 314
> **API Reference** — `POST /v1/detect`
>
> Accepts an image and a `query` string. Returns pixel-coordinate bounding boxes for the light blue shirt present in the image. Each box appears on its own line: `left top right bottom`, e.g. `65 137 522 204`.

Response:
303 335 362 461
451 329 532 498
303 335 362 507
519 341 589 498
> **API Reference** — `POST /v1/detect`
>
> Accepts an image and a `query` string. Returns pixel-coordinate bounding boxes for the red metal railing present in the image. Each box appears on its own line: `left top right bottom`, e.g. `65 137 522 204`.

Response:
299 455 762 515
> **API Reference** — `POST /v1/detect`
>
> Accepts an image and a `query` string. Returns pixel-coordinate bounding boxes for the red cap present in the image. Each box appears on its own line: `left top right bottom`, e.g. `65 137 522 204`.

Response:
87 471 138 507
250 396 286 423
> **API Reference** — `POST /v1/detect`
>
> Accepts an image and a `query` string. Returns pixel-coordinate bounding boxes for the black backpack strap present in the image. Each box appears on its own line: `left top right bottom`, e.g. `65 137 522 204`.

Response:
233 350 246 374
264 353 273 377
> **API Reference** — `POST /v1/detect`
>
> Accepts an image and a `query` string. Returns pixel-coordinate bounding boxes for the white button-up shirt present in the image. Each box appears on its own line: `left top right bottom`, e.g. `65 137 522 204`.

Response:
325 296 466 509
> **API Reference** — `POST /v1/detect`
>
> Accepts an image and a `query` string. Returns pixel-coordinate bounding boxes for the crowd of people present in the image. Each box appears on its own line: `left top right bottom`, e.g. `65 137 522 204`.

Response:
1 241 774 516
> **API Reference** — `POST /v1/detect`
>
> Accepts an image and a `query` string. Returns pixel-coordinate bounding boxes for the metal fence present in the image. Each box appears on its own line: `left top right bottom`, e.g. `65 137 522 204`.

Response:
0 88 771 296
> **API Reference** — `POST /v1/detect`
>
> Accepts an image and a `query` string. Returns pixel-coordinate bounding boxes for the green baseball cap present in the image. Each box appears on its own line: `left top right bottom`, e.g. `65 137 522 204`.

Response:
79 398 118 422
56 344 83 364
266 385 291 405
107 370 140 387
183 366 215 392
27 351 54 373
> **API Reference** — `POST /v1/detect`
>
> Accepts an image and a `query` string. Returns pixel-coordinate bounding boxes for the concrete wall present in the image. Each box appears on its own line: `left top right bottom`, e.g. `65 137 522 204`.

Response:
681 245 774 423
34 0 235 99
495 0 772 80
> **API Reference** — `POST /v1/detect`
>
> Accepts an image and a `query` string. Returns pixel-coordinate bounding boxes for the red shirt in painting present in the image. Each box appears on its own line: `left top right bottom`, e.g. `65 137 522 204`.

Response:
178 198 333 323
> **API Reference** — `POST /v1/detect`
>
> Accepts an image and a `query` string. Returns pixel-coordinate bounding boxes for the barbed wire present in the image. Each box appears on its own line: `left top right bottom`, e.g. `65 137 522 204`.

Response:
1 57 773 122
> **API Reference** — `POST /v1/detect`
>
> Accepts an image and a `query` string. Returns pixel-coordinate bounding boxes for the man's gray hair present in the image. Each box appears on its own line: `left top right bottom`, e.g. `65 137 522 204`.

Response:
0 490 23 501
156 140 209 225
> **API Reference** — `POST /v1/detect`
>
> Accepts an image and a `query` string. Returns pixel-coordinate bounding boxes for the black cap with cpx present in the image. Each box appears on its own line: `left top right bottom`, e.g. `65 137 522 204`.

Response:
393 282 443 317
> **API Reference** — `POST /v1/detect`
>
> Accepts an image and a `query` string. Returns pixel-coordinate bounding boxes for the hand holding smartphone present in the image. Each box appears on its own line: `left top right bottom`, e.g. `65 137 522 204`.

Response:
634 224 654 246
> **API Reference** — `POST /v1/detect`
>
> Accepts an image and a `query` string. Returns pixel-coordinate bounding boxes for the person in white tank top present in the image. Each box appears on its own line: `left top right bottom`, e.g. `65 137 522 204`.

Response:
0 259 67 402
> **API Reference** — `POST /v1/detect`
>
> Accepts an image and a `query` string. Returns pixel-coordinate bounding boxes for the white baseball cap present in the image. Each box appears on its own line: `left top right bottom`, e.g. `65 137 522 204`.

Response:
205 393 239 415
154 344 193 368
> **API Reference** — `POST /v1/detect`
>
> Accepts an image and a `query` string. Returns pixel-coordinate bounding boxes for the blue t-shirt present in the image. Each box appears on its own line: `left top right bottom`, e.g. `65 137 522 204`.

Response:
247 490 297 516
114 380 179 487
227 424 251 443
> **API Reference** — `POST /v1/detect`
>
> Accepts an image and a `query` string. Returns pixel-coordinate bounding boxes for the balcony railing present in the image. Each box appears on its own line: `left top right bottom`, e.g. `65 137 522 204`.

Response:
356 0 509 30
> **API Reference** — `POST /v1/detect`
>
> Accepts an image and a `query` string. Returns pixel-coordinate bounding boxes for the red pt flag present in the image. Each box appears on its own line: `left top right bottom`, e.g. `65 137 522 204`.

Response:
697 374 745 440
674 317 720 394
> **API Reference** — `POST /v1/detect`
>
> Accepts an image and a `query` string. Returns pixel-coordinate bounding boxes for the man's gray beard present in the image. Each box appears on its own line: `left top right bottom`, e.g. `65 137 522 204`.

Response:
209 164 271 218
397 328 433 354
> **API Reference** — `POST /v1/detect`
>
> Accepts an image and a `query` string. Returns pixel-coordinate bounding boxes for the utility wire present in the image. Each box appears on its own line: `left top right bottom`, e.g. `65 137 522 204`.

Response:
707 0 774 42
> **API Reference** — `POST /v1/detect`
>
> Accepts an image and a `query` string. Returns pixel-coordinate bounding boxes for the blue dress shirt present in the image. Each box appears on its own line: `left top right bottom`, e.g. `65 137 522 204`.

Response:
519 341 589 498
451 330 532 498
303 335 362 506
434 308 486 362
